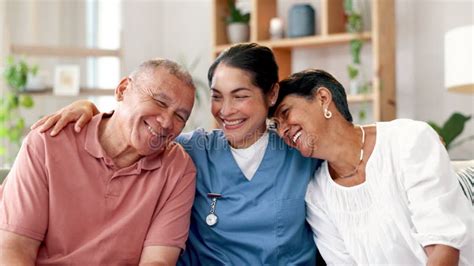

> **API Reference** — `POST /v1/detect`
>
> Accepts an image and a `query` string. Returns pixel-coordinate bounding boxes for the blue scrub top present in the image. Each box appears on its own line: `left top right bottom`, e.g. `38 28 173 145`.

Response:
176 129 321 265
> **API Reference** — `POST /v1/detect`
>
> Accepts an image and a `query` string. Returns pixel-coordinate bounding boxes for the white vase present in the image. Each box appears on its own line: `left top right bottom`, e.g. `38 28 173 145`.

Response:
227 23 250 44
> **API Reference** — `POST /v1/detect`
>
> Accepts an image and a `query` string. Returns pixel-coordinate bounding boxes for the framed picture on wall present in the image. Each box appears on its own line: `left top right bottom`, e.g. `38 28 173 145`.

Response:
53 65 80 96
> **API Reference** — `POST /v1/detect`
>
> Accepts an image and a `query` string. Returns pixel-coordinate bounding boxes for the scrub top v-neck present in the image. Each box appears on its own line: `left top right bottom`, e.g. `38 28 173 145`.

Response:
176 129 320 265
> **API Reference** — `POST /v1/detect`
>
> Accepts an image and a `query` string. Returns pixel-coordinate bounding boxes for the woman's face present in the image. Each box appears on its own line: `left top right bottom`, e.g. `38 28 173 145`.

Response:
273 94 326 158
210 63 273 148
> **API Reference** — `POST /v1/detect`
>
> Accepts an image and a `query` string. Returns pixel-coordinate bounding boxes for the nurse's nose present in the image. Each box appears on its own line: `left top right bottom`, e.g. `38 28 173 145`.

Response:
219 99 235 117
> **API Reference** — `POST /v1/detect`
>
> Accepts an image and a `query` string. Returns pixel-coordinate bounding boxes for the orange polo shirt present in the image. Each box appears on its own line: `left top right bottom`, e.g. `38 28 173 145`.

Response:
0 113 196 265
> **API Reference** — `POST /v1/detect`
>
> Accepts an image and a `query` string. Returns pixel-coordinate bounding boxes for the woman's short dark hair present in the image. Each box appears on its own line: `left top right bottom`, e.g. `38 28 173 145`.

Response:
207 43 279 95
269 69 353 122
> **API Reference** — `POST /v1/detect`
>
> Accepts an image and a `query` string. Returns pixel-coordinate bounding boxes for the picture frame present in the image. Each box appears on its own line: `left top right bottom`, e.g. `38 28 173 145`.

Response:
53 65 80 96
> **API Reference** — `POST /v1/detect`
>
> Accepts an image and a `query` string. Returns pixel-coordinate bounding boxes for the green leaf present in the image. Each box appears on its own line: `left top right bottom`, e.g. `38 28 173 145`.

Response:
20 94 34 108
441 113 471 148
0 146 5 156
359 109 366 121
344 0 353 13
30 64 39 75
350 40 363 64
6 93 19 109
226 0 250 24
0 127 7 137
427 121 443 135
347 65 359 79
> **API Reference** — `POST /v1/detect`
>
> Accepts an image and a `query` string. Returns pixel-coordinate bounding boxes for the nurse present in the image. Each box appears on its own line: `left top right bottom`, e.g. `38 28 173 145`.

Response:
31 44 322 265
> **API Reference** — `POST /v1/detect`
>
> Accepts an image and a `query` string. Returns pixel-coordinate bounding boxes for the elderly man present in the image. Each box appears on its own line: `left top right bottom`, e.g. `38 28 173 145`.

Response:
0 59 196 265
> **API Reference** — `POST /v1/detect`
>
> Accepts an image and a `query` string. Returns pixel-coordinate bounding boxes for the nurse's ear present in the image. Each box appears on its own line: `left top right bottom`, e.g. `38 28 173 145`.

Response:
267 83 280 107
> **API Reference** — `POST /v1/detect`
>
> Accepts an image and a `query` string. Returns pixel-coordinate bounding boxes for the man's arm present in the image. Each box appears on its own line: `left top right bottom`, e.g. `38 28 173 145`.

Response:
139 245 181 266
0 230 41 265
31 99 99 136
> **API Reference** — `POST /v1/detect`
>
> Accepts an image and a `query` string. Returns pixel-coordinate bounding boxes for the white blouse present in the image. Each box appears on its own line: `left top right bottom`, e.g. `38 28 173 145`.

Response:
306 119 473 265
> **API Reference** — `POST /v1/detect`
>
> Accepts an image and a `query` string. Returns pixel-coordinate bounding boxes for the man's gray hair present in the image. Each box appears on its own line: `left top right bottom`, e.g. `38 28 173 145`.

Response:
129 58 195 90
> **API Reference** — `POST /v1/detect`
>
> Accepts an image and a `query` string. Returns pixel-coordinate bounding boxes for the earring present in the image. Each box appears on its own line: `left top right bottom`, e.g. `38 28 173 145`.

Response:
324 108 332 119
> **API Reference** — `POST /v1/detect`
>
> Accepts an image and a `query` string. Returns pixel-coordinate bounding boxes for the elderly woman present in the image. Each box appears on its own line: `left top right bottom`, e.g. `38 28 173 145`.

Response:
269 69 473 265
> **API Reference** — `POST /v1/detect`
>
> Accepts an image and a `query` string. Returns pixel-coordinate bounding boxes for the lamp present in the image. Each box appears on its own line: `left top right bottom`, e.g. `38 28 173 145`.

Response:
444 25 474 93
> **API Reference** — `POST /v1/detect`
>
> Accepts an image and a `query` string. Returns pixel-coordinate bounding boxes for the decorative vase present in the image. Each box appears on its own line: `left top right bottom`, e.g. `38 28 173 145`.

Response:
227 22 250 44
269 17 284 40
288 4 315 38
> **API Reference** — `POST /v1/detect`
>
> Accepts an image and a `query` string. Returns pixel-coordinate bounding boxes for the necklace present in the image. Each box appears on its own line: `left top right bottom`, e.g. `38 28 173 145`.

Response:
331 126 365 178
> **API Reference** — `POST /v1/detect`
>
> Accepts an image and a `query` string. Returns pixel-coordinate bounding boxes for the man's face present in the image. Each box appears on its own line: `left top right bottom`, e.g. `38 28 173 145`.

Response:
117 68 195 156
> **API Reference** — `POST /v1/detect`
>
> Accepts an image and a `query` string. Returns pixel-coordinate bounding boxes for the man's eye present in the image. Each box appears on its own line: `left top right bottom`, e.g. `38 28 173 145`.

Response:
155 100 167 107
175 114 186 123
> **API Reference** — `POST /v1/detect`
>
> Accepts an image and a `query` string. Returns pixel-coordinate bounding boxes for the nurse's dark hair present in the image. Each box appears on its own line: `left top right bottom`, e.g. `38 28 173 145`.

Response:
207 43 279 95
269 69 353 122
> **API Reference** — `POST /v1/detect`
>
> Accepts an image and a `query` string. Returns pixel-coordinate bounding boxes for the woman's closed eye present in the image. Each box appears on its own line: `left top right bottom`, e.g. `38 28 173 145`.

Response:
235 95 250 99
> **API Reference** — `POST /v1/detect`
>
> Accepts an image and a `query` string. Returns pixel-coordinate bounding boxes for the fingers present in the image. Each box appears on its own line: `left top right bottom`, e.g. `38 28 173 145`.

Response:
30 115 54 130
74 114 90 133
37 114 62 134
50 115 74 136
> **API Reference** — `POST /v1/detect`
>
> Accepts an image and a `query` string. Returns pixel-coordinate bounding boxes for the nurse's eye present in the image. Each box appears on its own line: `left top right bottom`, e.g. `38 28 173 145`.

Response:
211 94 222 100
235 95 250 99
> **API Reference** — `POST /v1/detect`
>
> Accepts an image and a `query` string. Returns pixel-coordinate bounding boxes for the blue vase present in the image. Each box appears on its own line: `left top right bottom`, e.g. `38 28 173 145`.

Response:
288 4 316 38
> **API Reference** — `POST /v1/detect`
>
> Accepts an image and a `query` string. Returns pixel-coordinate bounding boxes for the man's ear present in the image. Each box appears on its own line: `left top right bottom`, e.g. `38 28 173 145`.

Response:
316 87 332 108
268 83 280 106
115 77 130 101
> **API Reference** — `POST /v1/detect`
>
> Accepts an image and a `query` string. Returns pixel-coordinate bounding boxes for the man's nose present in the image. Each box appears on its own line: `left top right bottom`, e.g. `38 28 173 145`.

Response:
156 111 173 131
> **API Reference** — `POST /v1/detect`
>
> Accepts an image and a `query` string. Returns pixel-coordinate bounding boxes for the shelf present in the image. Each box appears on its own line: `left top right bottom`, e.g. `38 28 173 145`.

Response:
11 44 121 58
23 88 115 96
346 93 374 103
211 0 395 121
214 32 371 53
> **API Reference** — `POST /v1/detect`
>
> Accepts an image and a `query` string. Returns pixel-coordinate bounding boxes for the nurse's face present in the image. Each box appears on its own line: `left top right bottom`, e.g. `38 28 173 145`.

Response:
210 63 273 148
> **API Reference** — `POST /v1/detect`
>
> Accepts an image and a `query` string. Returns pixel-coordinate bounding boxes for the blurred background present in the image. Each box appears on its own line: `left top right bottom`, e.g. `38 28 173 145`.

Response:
0 0 473 167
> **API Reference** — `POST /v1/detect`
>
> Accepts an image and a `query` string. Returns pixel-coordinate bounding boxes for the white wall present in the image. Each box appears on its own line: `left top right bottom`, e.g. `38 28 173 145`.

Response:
397 0 474 159
121 0 213 130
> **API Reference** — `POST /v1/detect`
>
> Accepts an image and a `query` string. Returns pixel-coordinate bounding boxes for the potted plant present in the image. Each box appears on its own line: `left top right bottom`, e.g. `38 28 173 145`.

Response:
0 56 36 166
428 112 473 151
344 0 370 121
226 0 250 44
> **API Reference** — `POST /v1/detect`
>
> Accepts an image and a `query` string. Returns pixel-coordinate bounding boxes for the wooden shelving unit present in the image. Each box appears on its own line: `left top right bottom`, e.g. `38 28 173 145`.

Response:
11 45 121 58
8 44 121 96
211 0 396 121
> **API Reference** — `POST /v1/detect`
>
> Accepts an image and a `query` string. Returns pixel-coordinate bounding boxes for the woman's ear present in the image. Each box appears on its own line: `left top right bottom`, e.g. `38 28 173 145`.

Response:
115 77 130 101
268 83 280 106
316 87 332 109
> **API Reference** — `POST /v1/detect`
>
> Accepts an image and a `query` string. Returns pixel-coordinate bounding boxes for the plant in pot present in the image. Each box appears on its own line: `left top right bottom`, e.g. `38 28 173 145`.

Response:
428 112 473 151
1 56 36 166
344 0 370 121
226 0 250 44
